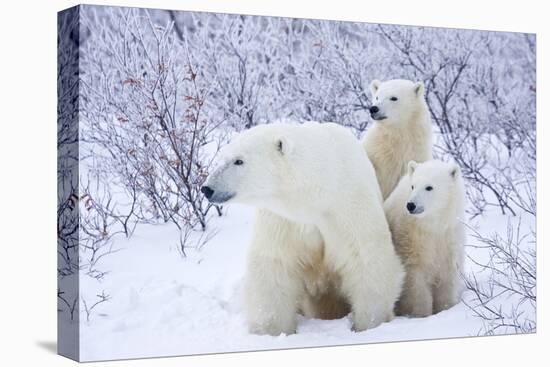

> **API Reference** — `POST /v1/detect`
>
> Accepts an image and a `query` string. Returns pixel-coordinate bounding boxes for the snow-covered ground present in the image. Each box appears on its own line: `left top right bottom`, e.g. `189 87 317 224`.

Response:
78 202 531 362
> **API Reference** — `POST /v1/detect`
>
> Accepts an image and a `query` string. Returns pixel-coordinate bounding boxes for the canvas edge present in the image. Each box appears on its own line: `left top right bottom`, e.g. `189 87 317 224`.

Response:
57 4 81 362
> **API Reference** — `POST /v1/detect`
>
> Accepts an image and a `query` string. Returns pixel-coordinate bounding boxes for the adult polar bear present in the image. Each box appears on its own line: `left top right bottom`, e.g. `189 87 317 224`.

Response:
363 79 433 200
202 122 404 335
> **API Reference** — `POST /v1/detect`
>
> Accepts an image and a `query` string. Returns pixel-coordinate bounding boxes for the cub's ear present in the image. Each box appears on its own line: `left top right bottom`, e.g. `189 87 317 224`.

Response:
407 160 418 176
450 162 460 179
370 79 381 96
414 81 425 97
276 136 293 156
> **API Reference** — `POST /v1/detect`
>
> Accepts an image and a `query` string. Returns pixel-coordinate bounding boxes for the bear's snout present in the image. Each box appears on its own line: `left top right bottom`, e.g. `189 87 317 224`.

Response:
369 105 386 120
201 185 235 203
406 201 424 215
201 186 214 199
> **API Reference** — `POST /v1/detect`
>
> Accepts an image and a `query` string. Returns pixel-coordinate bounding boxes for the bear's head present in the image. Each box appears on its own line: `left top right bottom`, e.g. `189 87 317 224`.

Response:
369 79 425 124
202 124 294 208
404 160 462 218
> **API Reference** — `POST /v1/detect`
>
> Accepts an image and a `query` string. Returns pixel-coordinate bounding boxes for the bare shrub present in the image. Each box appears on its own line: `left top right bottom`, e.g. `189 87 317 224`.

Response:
176 222 219 258
82 291 111 322
463 219 536 335
80 8 225 232
79 177 125 280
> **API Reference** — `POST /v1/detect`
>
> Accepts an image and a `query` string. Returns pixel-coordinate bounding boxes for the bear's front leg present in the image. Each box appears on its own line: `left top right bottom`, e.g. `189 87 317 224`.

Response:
243 255 301 336
243 209 325 335
346 286 393 331
242 210 311 336
341 264 399 331
336 246 402 331
319 214 403 332
397 267 433 317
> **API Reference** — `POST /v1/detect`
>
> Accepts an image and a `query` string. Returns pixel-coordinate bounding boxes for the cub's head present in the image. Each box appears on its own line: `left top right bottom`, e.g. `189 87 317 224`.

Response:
369 79 425 124
405 160 462 218
201 125 293 206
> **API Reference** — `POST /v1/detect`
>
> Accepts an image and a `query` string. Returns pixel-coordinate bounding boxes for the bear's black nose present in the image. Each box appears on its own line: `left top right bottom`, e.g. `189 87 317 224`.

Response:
201 186 214 199
369 106 379 114
406 202 416 213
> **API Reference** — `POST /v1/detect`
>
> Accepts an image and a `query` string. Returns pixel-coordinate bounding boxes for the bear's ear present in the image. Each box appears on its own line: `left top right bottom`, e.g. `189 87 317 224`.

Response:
370 80 381 96
276 136 293 157
450 162 460 179
407 160 418 176
414 81 425 97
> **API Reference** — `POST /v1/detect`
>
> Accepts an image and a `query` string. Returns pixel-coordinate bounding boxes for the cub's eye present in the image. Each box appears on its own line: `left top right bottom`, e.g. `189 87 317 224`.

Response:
234 159 244 166
390 96 398 101
411 185 415 190
426 186 433 191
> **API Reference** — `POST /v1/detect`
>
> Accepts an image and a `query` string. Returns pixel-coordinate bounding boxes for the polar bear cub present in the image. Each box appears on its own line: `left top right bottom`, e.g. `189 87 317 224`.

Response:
363 79 433 200
203 122 404 335
384 160 465 317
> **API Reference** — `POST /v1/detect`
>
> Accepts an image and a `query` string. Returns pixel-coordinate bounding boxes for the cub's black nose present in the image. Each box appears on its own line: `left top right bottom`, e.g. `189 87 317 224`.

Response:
201 186 214 199
406 202 416 213
369 106 379 114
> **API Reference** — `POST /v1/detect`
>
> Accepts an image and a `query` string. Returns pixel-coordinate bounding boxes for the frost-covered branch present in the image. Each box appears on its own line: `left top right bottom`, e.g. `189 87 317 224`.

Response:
462 219 536 335
80 8 226 232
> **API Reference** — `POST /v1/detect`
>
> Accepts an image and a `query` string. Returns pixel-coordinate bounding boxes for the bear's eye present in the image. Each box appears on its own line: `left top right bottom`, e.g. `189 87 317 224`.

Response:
390 96 398 101
426 186 433 191
411 185 415 190
234 159 244 166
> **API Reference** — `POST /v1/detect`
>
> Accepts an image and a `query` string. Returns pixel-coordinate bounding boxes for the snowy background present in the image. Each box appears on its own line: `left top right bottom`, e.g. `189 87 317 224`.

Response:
57 5 536 361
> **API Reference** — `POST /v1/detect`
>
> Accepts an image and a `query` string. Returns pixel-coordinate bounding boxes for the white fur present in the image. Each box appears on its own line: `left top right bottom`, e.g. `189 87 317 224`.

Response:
363 79 433 200
384 160 465 317
205 122 404 335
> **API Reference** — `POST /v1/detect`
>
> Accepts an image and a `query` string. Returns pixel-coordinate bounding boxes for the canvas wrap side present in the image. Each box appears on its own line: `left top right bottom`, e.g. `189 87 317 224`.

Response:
57 5 81 362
